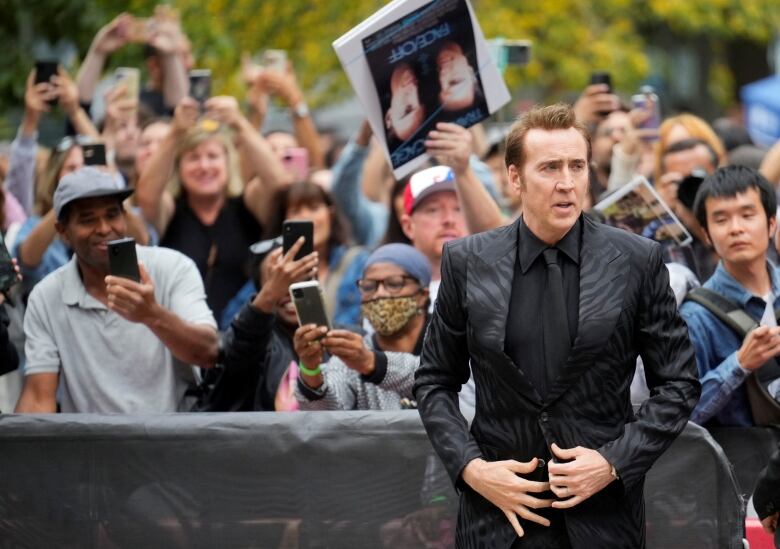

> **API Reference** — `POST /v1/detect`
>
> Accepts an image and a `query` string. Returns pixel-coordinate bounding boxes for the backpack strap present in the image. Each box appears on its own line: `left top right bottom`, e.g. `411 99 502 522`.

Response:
684 287 758 338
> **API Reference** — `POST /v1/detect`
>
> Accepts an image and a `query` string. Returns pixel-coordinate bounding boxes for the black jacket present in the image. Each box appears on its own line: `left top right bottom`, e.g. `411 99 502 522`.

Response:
754 442 780 523
414 216 701 548
199 303 293 411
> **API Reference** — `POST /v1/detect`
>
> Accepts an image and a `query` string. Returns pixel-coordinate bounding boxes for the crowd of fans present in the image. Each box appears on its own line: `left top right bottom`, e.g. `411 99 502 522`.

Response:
1 6 780 536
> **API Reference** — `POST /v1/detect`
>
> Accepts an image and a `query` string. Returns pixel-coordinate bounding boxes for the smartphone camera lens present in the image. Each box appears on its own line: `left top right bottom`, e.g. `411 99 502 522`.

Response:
292 289 303 299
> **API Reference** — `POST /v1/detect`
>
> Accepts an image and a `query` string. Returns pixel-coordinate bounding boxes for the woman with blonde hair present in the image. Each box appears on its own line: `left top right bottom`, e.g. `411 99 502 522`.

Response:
654 113 726 181
136 95 287 320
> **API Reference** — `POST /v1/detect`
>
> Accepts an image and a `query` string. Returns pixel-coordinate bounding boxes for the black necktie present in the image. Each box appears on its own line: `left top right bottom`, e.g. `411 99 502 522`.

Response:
542 248 570 395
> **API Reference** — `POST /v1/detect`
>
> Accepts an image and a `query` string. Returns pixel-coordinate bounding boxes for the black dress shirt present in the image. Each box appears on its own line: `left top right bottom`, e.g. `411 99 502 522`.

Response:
505 216 581 398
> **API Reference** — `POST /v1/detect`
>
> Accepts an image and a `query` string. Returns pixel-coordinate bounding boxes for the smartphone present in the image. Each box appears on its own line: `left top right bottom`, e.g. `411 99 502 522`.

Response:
289 280 331 329
261 49 287 72
282 220 313 261
589 71 612 91
631 87 661 141
108 237 140 282
188 69 211 106
82 143 107 166
114 67 141 103
281 148 310 183
0 233 18 293
35 61 59 106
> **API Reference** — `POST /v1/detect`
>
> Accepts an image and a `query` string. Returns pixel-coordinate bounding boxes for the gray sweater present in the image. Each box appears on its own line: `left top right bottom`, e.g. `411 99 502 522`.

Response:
295 333 419 411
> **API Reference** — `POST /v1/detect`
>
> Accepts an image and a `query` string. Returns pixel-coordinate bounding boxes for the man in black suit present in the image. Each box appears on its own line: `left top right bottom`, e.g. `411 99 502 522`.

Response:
414 103 700 548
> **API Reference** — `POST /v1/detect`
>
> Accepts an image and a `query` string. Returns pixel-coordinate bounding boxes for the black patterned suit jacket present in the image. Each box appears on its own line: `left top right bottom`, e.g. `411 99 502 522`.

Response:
414 215 701 549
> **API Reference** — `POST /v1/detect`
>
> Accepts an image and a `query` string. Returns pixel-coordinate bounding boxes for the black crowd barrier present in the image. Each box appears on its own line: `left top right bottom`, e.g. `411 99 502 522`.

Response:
0 411 772 549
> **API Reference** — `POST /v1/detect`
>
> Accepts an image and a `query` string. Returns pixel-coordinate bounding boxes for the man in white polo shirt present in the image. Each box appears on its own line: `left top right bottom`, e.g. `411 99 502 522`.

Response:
15 167 219 413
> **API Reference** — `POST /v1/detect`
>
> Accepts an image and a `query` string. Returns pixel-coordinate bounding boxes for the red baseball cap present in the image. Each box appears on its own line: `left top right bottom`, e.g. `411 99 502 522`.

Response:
403 166 456 215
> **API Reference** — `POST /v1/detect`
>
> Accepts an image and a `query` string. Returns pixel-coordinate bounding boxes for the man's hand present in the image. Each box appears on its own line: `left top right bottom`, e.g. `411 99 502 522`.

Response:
293 324 328 371
252 238 318 314
737 326 780 371
761 512 778 534
322 330 375 375
105 263 160 324
425 122 472 176
548 443 615 509
91 13 133 56
462 457 552 538
573 84 620 126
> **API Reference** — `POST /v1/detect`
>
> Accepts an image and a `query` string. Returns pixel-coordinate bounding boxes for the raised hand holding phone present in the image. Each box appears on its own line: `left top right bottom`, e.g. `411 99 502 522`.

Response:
252 238 318 314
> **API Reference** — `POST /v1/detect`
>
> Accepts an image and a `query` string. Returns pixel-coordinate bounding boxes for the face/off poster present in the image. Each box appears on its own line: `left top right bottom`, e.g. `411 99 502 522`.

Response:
334 0 509 179
362 0 487 170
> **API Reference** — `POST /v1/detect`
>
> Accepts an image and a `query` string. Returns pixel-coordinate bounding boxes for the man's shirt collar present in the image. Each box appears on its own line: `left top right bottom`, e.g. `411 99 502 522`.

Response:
708 260 780 307
518 215 582 274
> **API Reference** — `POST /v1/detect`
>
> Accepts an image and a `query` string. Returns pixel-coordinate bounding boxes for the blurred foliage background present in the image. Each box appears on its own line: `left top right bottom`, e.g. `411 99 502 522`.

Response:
1 0 778 137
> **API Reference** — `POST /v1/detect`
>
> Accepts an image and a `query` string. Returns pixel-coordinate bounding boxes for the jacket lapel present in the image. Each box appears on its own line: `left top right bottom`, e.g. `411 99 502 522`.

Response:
469 218 543 406
544 218 630 406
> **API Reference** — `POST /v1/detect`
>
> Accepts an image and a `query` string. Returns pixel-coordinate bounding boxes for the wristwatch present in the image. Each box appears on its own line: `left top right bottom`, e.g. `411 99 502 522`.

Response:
292 101 310 119
610 464 620 480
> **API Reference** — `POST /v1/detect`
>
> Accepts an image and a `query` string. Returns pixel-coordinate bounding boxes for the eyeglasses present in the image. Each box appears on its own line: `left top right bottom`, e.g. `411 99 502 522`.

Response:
357 275 418 295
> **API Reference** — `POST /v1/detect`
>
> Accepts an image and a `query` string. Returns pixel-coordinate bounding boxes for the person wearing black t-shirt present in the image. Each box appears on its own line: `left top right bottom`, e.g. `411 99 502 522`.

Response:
136 95 287 320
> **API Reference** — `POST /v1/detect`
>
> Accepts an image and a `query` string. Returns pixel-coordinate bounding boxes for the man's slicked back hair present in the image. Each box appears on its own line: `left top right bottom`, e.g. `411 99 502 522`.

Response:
504 103 592 171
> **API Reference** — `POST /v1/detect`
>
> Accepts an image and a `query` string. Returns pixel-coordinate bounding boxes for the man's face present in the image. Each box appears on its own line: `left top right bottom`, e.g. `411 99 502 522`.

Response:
592 111 631 171
56 196 127 272
401 192 465 265
705 187 775 267
437 43 475 111
508 128 589 244
386 65 424 142
663 145 716 180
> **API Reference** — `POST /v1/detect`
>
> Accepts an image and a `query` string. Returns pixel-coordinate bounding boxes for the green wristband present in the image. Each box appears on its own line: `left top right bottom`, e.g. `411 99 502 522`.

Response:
298 363 322 377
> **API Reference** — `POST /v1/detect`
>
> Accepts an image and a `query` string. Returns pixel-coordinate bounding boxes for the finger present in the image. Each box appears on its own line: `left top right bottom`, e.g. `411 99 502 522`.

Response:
584 84 610 95
550 443 579 461
517 493 554 510
516 504 551 527
104 275 139 290
504 458 538 475
502 510 525 538
552 495 585 509
138 262 150 285
282 237 306 262
106 284 143 306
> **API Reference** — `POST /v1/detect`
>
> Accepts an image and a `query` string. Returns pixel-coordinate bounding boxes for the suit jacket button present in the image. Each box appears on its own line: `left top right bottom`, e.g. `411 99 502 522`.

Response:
540 412 549 422
536 458 546 468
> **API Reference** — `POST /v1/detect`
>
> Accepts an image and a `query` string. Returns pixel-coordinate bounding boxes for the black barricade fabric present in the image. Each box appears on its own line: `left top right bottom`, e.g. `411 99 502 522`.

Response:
0 412 764 548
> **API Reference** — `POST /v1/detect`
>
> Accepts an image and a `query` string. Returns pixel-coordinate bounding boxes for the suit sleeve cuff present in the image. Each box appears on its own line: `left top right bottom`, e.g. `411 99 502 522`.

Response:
361 351 387 384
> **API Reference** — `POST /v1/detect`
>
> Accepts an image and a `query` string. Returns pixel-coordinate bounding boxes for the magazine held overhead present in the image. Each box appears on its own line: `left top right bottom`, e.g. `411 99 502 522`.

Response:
334 0 511 179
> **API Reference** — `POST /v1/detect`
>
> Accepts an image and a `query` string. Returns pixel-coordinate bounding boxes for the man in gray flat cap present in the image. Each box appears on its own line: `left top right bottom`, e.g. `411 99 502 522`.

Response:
15 167 219 413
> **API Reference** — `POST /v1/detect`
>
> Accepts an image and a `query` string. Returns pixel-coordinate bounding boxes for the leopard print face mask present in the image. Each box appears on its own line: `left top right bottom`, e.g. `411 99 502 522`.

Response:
361 296 421 336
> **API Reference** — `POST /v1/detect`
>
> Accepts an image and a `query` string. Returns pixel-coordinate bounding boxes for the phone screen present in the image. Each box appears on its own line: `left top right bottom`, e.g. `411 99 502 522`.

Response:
189 69 211 106
282 221 313 261
82 144 107 166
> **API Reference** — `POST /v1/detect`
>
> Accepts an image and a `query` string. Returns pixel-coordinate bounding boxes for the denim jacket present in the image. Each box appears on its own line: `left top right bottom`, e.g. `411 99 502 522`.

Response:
680 261 780 426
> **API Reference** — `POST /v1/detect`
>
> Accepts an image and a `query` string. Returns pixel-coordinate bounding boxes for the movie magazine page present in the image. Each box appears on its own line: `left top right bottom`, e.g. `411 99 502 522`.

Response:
594 176 693 247
333 0 510 179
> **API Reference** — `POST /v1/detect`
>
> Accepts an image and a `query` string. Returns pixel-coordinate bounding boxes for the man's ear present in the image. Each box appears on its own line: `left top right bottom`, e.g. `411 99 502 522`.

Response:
54 221 70 247
400 213 415 241
769 216 777 240
701 227 712 248
507 164 523 194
